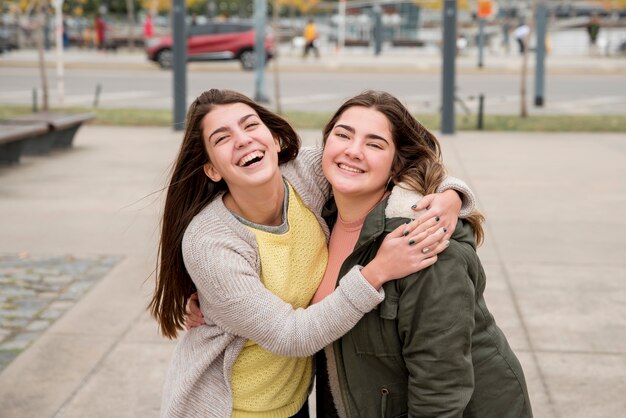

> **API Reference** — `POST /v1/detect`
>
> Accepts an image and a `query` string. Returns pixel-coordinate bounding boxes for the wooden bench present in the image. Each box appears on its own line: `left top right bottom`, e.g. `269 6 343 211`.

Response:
345 39 371 47
9 112 95 154
0 122 49 164
391 39 425 47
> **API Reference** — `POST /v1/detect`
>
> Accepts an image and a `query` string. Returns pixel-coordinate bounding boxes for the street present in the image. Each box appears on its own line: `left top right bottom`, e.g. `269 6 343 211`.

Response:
1 64 625 114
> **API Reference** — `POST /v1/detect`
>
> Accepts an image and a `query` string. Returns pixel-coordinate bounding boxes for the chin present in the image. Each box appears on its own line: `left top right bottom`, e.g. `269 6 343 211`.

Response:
331 183 361 196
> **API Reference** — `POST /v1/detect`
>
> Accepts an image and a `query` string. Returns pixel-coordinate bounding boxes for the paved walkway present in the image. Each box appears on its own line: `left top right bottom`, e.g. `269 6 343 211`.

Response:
0 125 624 417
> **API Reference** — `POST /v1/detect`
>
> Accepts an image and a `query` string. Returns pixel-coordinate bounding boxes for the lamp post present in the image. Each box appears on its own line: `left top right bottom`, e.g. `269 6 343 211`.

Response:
253 0 268 102
172 0 187 131
441 0 456 134
534 1 548 106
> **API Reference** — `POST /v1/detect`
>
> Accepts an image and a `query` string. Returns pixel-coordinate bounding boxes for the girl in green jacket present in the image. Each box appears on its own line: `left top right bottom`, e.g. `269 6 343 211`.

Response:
314 90 533 418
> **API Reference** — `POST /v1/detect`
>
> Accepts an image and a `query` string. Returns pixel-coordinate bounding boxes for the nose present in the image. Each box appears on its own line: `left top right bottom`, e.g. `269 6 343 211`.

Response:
233 129 253 148
344 139 363 160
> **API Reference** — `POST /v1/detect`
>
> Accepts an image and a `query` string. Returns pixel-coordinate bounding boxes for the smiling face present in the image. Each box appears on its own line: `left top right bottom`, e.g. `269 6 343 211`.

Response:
201 102 282 193
322 106 396 203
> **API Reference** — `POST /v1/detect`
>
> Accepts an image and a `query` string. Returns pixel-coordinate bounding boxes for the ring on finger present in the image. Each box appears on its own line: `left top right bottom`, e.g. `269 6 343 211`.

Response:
422 247 430 254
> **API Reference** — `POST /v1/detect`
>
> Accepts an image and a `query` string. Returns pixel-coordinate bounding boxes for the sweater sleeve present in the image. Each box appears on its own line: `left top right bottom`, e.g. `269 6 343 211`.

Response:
436 176 476 218
397 243 475 417
183 231 384 357
282 146 331 204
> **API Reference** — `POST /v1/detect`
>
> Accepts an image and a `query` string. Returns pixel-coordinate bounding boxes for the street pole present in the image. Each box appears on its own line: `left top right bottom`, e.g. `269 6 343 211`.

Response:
172 0 187 131
441 0 456 134
338 0 346 54
534 2 548 106
271 0 282 114
254 0 268 103
373 5 382 56
477 18 485 68
53 0 64 107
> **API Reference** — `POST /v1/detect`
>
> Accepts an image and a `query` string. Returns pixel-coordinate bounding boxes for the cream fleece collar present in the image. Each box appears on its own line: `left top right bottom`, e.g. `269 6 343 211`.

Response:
385 182 427 220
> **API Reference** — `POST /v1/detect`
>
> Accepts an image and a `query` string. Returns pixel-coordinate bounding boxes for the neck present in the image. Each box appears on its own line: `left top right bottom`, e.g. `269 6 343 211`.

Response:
224 175 285 226
333 189 386 223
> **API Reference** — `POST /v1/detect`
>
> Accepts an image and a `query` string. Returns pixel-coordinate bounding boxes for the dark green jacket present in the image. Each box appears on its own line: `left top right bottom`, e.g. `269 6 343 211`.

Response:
316 196 532 418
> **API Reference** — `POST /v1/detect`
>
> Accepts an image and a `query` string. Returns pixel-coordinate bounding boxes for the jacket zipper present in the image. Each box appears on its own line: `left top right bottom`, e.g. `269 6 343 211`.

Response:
380 387 389 418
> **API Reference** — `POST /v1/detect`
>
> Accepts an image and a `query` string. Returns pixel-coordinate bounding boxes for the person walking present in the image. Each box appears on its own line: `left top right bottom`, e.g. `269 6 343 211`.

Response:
302 18 320 59
95 14 106 50
586 14 601 55
143 12 154 39
513 22 530 55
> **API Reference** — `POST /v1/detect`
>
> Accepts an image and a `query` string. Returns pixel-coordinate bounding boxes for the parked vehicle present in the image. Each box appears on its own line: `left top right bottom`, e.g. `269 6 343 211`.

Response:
145 22 273 70
0 27 18 54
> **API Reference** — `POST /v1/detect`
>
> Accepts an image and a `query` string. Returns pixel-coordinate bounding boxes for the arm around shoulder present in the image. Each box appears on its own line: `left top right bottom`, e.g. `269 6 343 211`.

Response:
437 176 476 218
184 228 384 357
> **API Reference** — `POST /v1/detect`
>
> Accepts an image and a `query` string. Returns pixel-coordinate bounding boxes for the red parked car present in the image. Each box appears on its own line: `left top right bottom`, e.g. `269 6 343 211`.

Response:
145 22 274 70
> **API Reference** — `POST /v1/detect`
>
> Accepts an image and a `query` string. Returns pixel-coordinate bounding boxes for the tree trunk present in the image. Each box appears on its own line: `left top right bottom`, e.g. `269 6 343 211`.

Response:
35 0 49 111
520 0 537 118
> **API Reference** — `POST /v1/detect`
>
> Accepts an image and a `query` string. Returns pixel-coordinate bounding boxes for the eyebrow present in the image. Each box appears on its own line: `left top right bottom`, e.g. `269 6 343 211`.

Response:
208 113 257 141
334 123 390 144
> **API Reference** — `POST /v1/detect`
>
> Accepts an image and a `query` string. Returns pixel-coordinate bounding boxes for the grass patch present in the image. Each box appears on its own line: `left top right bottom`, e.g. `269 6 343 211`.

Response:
286 112 626 133
1 105 625 132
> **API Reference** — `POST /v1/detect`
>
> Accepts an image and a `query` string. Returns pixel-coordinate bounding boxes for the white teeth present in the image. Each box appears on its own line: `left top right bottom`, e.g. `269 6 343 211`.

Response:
238 151 264 167
338 163 364 174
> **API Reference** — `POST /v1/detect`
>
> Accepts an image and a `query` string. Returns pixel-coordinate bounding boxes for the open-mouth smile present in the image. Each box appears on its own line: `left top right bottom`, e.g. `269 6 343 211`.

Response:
238 150 265 167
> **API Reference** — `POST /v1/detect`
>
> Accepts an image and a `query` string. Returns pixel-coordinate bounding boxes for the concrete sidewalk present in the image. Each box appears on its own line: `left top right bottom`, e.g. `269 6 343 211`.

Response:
1 46 625 74
0 125 624 417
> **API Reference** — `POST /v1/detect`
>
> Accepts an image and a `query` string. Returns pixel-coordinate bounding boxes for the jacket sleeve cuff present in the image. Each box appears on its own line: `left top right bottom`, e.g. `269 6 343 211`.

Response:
437 176 476 218
337 265 385 313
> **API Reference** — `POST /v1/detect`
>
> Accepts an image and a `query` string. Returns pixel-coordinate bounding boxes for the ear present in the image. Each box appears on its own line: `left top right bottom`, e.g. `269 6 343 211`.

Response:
203 162 222 182
273 135 281 151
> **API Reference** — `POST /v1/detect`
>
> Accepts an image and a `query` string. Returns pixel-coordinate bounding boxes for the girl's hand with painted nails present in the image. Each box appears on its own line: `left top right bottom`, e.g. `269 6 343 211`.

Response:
184 292 204 330
361 216 449 290
412 189 461 241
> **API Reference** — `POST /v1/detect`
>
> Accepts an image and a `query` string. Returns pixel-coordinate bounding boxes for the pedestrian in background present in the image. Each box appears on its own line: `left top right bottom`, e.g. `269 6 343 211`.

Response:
513 22 530 55
302 18 320 59
95 14 106 50
501 17 511 54
586 14 601 55
62 17 70 48
143 12 154 39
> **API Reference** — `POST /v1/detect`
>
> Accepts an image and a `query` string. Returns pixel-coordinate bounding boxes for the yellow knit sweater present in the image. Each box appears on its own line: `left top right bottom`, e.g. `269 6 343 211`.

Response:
231 182 328 417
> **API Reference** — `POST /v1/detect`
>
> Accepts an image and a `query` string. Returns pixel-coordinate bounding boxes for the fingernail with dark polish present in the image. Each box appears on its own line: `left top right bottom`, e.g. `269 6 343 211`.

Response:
443 227 448 233
409 239 415 246
411 204 417 210
403 230 409 236
435 216 440 222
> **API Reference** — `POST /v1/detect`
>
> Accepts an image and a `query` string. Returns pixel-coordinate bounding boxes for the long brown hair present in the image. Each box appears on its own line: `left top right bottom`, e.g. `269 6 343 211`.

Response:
150 89 301 339
323 90 484 245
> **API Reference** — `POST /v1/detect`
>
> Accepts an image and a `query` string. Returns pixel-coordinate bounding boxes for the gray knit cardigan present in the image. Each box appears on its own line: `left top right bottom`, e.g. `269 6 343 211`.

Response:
161 147 475 418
